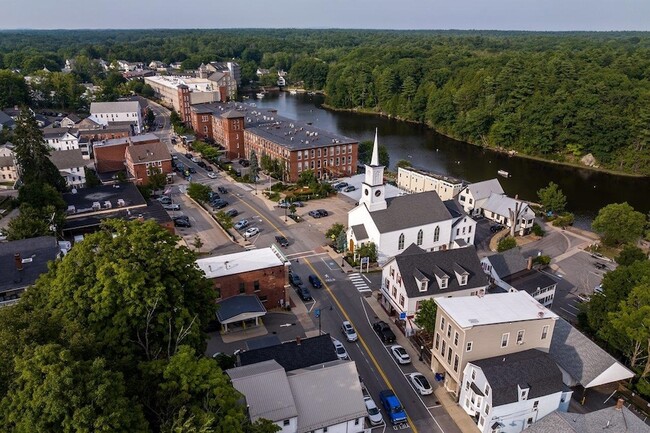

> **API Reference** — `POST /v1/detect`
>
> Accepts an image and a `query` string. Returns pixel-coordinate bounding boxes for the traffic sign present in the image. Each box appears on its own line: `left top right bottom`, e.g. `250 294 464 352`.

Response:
314 308 321 318
399 312 407 320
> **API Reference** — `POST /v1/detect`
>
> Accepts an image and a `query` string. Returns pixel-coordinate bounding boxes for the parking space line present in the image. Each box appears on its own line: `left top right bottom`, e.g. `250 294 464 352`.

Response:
560 307 577 317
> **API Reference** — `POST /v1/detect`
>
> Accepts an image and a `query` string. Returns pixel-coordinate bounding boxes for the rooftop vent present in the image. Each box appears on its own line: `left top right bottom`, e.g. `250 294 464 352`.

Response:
117 199 126 207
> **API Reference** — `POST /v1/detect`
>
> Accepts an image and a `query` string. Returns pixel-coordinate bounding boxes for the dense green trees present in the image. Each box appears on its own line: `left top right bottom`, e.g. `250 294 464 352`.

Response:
0 220 265 432
591 202 646 246
2 29 650 173
537 182 567 215
0 70 29 107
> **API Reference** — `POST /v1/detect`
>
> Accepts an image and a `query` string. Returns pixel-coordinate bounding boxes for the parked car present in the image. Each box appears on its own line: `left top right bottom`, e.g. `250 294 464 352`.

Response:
594 262 607 270
163 203 181 211
343 185 356 192
191 157 200 163
407 373 433 395
157 196 172 205
275 235 289 247
334 182 348 190
225 209 239 218
331 337 349 360
205 165 214 172
379 390 407 425
243 227 260 239
211 199 228 209
364 396 383 426
217 186 228 194
188 167 196 174
308 210 323 218
295 285 312 301
289 272 302 287
196 161 207 168
373 320 396 344
293 201 304 207
594 284 604 295
277 201 291 209
490 224 504 233
184 152 193 159
390 345 411 365
308 274 322 289
207 172 218 179
316 209 328 217
173 216 191 228
234 220 249 230
341 321 358 342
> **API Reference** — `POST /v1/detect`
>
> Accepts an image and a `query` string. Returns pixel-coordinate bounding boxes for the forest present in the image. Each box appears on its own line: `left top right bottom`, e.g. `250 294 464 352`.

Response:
1 29 650 174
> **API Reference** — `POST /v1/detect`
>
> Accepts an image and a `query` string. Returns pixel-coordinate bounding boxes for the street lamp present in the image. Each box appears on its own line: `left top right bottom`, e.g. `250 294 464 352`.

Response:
315 306 333 335
419 345 424 362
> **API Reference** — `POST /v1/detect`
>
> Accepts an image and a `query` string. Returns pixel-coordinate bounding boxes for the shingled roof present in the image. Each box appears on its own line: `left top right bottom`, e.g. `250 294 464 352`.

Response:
392 244 488 298
472 349 564 407
526 406 650 433
238 334 338 372
485 248 529 278
369 191 452 233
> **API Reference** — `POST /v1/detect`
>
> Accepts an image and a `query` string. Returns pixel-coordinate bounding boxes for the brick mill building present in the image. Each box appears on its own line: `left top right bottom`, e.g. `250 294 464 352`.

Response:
190 102 358 182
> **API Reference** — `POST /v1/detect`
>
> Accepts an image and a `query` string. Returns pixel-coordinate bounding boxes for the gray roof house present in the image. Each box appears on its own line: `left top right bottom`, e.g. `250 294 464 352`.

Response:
525 403 650 433
460 349 573 433
238 334 338 372
548 318 634 388
0 236 60 305
228 360 367 433
458 178 504 216
380 244 489 331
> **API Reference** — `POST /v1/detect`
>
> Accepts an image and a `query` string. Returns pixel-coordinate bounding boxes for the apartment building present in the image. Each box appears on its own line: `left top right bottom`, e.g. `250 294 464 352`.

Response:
49 149 87 188
432 291 559 397
397 166 465 200
0 144 18 186
144 76 224 124
124 141 172 185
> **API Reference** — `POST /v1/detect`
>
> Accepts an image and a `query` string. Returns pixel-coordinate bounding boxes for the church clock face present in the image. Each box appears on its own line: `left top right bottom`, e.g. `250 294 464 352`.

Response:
375 190 382 197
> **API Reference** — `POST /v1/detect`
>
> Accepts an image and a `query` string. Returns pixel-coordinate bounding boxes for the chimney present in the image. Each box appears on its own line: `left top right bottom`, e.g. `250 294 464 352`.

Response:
14 253 23 271
296 336 301 346
527 256 533 270
616 398 624 410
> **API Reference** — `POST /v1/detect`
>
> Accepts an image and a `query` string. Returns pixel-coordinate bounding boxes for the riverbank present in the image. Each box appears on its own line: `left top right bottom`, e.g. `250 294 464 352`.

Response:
320 103 647 179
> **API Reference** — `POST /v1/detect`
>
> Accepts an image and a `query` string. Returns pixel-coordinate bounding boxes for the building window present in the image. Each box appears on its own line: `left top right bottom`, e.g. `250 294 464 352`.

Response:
399 294 404 307
297 152 302 160
501 333 509 348
447 347 452 364
454 331 459 346
434 226 440 242
541 325 549 340
391 286 397 298
485 404 490 415
416 229 423 245
533 400 539 410
441 340 446 357
239 282 245 293
447 324 452 338
466 341 473 352
440 317 445 331
471 369 476 380
516 330 525 345
485 384 490 395
283 420 290 426
398 233 405 250
355 418 359 425
527 418 533 426
453 354 459 372
435 333 440 350
253 280 260 292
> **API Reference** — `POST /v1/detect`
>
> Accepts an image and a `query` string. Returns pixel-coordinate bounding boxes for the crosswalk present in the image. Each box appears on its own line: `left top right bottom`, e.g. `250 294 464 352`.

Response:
349 273 371 293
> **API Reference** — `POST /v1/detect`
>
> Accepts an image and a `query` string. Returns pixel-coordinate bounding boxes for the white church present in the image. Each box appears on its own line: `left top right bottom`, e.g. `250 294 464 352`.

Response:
347 131 476 264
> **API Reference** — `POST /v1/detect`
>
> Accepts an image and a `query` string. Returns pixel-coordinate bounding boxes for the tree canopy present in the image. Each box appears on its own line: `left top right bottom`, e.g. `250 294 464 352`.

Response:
591 202 647 246
537 181 567 214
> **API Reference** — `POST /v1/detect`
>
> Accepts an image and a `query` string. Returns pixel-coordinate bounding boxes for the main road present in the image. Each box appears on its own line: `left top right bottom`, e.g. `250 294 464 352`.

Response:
146 98 461 433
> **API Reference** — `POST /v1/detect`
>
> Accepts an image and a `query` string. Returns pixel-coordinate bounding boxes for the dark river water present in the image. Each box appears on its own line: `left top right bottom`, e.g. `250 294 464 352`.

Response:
251 92 650 228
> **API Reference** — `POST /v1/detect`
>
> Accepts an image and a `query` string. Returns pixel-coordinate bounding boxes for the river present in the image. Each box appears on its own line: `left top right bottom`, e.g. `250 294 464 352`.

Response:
250 92 650 228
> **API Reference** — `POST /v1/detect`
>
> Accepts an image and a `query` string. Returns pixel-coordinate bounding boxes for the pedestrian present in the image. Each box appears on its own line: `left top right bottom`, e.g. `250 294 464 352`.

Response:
295 258 299 263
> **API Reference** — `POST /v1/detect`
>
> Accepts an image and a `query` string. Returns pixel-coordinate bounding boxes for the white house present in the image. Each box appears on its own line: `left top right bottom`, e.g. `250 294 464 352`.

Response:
347 131 474 264
42 127 92 160
49 149 87 188
89 101 143 133
482 193 536 235
459 349 571 433
0 144 18 186
458 179 504 216
380 244 489 334
481 249 557 308
397 166 465 200
228 360 367 433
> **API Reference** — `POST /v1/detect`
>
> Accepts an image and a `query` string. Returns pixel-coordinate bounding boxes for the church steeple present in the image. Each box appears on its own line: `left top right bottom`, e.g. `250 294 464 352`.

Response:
359 128 387 211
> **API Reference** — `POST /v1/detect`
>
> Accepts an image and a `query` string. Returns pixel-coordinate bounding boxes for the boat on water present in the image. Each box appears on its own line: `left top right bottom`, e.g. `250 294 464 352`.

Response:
289 90 297 95
256 92 265 99
497 170 510 178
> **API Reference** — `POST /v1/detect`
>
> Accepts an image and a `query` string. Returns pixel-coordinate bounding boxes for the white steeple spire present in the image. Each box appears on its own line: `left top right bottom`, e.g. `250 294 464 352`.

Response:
370 128 380 166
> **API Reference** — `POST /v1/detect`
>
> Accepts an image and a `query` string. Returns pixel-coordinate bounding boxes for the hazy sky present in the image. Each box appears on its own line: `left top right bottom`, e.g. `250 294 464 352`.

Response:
2 0 649 31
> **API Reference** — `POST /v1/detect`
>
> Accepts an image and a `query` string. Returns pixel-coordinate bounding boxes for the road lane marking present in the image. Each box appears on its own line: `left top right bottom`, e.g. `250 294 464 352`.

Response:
304 259 421 433
560 307 577 317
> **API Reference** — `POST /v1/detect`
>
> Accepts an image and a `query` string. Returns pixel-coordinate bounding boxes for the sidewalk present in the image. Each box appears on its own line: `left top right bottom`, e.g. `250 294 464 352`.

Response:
287 289 320 338
364 295 476 433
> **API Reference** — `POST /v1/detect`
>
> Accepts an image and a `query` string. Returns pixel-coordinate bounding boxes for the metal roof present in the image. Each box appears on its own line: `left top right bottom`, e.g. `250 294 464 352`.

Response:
288 361 367 432
369 190 452 233
482 192 535 219
196 247 286 279
90 101 140 114
215 294 266 324
463 178 504 201
484 248 529 278
227 360 298 423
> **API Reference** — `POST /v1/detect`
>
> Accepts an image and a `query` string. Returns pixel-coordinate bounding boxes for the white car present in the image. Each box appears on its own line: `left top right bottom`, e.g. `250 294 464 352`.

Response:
163 203 181 211
331 337 349 360
390 345 411 365
191 157 200 163
408 373 433 395
207 172 217 179
243 227 260 239
234 220 249 230
341 320 358 342
364 396 383 425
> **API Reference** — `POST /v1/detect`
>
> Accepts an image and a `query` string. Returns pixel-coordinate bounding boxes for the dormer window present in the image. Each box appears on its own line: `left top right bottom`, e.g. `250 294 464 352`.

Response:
440 277 448 289
414 269 429 292
518 385 529 401
454 263 469 286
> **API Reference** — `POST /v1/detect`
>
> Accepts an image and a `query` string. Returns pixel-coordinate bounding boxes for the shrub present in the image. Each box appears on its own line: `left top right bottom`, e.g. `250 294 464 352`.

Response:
497 236 517 252
532 223 545 237
552 213 574 228
532 255 551 267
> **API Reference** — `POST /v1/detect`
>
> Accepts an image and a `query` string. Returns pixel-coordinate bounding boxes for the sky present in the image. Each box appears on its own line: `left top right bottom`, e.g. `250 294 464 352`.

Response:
2 0 650 31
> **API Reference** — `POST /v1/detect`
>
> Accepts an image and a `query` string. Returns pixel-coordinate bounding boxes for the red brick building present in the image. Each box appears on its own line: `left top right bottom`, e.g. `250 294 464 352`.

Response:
189 102 357 181
94 133 165 177
124 141 173 185
195 247 290 308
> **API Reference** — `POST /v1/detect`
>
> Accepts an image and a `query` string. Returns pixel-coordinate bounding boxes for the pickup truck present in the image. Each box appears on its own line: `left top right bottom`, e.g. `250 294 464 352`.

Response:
379 389 407 425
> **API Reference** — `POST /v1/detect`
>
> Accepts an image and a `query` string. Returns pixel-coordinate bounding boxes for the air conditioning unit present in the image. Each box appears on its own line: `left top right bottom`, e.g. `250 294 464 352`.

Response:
517 341 524 345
